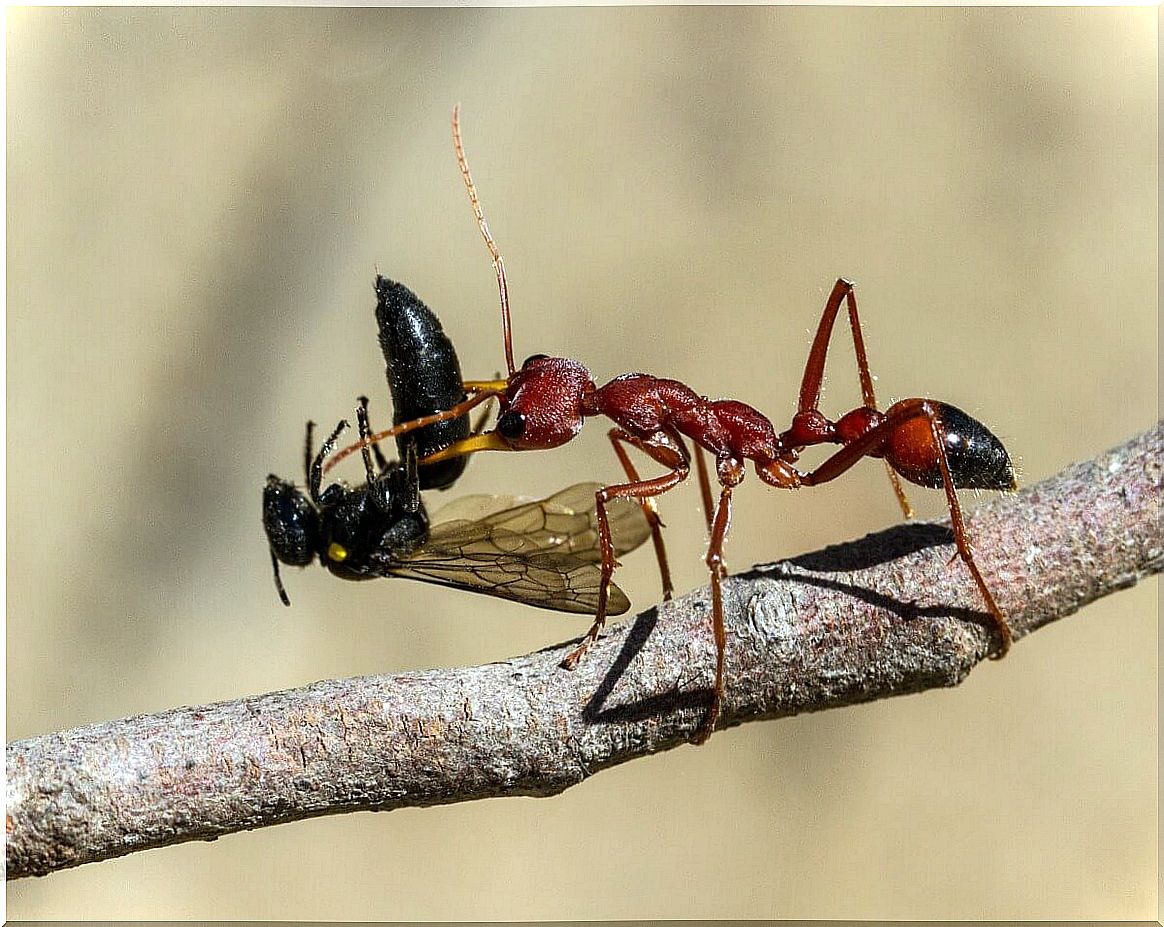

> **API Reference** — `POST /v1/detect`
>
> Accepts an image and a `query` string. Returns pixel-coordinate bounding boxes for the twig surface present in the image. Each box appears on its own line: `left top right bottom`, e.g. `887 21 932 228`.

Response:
7 424 1161 879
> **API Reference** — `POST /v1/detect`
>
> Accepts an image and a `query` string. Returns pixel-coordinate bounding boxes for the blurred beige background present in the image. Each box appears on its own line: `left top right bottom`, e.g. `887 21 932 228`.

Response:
7 7 1157 921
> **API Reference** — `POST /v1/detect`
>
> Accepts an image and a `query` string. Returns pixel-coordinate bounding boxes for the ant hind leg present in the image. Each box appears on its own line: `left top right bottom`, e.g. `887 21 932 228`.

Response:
799 399 1012 657
796 279 913 518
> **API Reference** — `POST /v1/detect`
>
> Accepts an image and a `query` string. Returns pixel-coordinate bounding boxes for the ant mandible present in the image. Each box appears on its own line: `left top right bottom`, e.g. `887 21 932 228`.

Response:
326 107 1018 742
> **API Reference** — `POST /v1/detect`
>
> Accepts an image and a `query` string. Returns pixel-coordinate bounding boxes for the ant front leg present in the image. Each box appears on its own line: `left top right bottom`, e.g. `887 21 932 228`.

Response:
790 278 913 518
324 387 502 475
800 399 1013 657
606 428 691 602
561 429 690 671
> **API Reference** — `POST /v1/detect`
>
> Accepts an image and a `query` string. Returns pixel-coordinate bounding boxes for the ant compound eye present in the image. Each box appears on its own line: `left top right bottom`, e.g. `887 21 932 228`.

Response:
497 411 527 440
522 353 549 368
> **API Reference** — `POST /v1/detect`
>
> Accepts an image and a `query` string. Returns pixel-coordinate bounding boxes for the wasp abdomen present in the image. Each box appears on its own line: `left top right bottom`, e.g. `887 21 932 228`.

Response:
375 276 471 490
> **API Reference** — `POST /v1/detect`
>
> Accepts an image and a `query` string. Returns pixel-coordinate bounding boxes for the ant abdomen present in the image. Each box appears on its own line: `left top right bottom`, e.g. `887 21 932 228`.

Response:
375 276 471 490
884 400 1016 492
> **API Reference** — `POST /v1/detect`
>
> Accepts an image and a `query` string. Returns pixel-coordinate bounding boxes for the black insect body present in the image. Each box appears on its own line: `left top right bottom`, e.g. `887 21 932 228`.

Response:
263 409 430 604
264 408 651 612
376 276 470 491
264 276 466 605
263 277 651 611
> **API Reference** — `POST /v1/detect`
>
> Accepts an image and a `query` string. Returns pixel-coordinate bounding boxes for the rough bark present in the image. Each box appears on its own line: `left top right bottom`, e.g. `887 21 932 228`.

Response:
7 423 1161 880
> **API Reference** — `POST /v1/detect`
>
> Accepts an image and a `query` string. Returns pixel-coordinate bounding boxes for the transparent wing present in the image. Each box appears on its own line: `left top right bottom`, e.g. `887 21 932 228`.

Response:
374 483 653 615
426 492 538 525
430 482 651 559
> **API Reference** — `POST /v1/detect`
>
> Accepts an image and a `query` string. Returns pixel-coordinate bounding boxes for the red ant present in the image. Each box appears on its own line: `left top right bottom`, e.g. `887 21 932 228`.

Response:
327 107 1018 742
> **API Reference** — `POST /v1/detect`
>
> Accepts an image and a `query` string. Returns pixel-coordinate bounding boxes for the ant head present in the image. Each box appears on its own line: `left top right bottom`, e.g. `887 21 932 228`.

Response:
886 401 1017 492
263 476 321 568
495 356 594 450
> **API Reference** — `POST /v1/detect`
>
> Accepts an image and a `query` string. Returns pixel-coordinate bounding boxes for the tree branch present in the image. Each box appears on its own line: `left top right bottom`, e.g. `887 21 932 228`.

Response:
7 423 1161 879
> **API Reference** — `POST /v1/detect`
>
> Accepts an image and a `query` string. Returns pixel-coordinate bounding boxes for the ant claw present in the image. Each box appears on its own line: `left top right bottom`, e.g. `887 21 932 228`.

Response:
988 624 1014 660
560 641 590 671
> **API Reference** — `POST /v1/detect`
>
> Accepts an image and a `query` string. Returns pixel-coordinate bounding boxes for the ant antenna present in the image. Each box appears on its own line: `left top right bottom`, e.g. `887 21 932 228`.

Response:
322 388 503 475
452 104 515 377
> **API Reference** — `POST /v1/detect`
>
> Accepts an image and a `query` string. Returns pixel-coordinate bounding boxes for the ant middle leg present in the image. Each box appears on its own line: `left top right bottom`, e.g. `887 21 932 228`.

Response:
692 445 726 578
693 475 739 744
606 428 688 602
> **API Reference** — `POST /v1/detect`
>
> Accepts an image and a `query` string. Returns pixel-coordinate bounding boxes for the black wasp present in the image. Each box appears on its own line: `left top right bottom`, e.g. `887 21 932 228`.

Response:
262 276 651 613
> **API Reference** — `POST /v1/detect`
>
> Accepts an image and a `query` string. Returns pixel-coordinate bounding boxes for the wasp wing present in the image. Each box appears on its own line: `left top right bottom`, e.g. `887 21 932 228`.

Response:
430 482 651 560
426 491 540 526
376 483 653 615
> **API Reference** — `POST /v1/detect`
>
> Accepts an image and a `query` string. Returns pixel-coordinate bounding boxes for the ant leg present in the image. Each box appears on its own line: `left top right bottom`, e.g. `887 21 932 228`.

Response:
692 445 726 578
323 388 503 475
800 399 1012 657
793 279 912 518
560 468 688 670
562 433 690 670
607 428 682 602
798 279 870 411
693 445 715 534
693 480 736 744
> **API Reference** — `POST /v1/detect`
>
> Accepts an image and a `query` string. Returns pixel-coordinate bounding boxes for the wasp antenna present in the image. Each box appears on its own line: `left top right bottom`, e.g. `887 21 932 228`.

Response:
269 548 291 607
